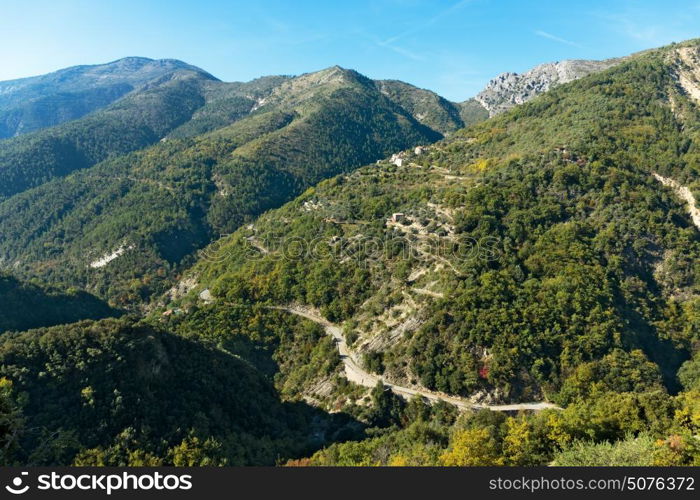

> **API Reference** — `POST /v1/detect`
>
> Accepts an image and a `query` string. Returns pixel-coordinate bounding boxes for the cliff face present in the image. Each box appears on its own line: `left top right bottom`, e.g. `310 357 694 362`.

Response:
475 58 622 116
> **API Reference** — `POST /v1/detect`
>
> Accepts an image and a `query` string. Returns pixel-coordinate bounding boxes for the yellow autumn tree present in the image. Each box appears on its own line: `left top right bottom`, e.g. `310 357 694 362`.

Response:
440 428 502 466
502 417 533 466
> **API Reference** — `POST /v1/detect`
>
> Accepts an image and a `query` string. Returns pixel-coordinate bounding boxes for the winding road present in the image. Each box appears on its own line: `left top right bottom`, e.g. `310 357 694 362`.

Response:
274 306 560 412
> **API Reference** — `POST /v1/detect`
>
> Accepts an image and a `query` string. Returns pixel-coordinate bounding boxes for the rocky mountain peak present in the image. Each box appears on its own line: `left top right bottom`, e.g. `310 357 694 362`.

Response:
474 58 622 116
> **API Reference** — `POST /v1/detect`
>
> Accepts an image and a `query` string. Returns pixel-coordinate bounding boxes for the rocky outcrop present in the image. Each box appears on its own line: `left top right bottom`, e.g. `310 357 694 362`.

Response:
653 173 700 230
474 58 622 116
673 46 700 103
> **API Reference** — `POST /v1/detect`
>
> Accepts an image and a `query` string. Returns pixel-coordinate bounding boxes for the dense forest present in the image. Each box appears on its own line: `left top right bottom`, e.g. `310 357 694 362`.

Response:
0 316 362 465
0 273 116 334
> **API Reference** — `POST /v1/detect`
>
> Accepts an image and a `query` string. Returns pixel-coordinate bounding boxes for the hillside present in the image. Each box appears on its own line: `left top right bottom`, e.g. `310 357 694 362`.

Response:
0 68 218 201
0 54 614 303
0 273 116 334
0 66 465 306
164 39 700 465
191 40 700 399
0 317 360 465
375 79 482 134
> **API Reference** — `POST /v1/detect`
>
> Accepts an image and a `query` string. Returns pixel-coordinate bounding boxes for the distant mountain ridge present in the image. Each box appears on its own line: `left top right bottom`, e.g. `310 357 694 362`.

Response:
0 54 622 140
0 64 472 305
0 67 216 201
0 57 215 138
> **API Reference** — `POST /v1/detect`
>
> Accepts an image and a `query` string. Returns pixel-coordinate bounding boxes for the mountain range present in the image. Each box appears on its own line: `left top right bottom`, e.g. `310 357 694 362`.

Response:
0 55 619 305
0 54 621 139
1 41 699 467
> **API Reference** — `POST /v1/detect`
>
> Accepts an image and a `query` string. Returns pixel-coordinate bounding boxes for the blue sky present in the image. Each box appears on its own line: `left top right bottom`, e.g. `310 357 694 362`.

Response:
1 0 699 100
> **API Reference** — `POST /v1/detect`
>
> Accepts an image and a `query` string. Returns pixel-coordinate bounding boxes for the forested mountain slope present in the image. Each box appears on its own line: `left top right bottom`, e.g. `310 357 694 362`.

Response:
375 79 480 133
0 316 361 465
0 53 618 204
0 55 615 305
3 42 700 467
0 273 116 334
163 40 700 465
0 67 466 306
0 68 217 201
